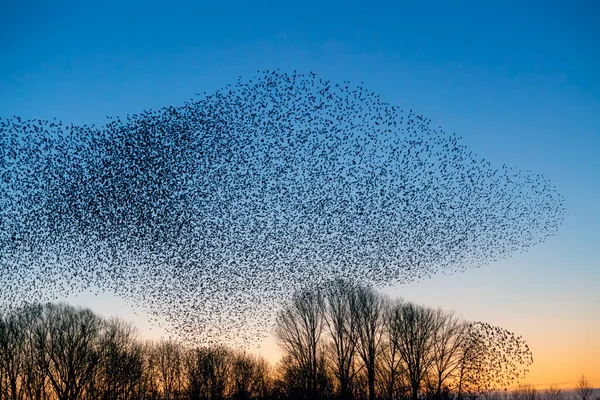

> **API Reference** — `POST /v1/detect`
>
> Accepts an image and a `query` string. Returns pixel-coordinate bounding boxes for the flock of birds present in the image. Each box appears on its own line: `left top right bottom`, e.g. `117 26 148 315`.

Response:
0 70 565 345
463 322 533 391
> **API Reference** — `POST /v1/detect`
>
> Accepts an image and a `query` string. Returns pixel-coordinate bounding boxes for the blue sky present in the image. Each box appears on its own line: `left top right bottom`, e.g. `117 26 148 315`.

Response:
1 0 598 386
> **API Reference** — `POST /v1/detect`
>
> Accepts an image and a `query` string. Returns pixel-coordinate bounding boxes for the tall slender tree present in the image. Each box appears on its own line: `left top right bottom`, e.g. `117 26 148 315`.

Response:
350 285 386 400
274 288 328 398
323 280 359 400
392 302 436 400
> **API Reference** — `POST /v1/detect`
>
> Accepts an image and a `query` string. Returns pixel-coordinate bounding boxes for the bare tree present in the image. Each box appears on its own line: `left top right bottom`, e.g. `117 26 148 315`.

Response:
95 318 144 400
0 308 27 400
426 309 468 399
323 280 359 400
186 345 233 400
140 341 162 400
543 385 564 400
575 376 594 400
511 385 537 400
391 302 436 400
230 351 272 400
23 304 51 400
150 339 185 400
378 298 408 400
350 285 386 400
10 304 51 400
274 288 328 398
43 303 104 400
231 352 254 400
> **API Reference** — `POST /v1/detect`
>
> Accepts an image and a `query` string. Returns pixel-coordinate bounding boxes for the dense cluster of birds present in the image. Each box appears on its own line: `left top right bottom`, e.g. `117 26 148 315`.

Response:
0 70 565 345
462 322 533 392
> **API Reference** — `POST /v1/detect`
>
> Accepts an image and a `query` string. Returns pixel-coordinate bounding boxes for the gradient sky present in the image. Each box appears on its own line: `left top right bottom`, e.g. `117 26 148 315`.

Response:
1 0 598 389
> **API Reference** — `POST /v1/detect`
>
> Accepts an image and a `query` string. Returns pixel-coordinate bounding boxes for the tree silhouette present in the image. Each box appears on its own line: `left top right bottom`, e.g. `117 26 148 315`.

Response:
543 385 564 400
576 376 594 400
274 288 329 399
323 280 359 400
350 285 386 400
391 302 436 400
379 298 409 400
0 294 537 400
274 281 534 400
426 309 467 399
43 304 103 400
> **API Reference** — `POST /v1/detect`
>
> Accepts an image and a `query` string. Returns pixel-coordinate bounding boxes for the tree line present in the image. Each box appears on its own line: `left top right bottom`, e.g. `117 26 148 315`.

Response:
274 280 533 400
486 378 597 400
0 303 271 400
1 281 591 400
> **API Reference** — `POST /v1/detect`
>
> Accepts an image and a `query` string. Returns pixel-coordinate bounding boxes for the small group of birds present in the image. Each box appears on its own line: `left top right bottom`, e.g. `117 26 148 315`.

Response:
0 70 565 346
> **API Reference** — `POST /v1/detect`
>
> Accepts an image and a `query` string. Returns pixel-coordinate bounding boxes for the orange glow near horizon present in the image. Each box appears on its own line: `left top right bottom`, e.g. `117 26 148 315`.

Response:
248 336 600 391
60 279 599 392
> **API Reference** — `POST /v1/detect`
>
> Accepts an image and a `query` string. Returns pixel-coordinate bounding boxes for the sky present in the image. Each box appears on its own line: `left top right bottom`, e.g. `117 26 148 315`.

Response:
1 0 599 389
